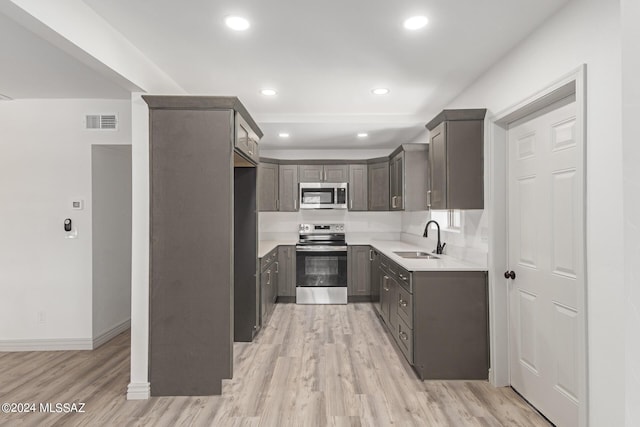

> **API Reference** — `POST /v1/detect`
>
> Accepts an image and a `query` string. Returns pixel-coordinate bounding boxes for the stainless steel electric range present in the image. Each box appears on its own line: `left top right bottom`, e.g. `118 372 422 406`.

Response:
295 223 347 304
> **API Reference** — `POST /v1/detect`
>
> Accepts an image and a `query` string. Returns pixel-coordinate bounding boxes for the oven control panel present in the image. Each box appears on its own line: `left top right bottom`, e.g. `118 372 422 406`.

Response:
299 223 344 234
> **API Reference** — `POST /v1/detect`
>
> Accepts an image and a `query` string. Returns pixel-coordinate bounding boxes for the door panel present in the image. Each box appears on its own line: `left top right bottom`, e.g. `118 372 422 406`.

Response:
508 99 581 427
298 165 324 182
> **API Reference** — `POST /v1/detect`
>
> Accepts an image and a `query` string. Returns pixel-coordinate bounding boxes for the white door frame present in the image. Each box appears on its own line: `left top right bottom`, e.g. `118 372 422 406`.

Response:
486 65 588 425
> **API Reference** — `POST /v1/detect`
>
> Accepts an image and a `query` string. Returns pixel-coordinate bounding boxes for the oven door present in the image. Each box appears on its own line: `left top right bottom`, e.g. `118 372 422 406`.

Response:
296 246 347 287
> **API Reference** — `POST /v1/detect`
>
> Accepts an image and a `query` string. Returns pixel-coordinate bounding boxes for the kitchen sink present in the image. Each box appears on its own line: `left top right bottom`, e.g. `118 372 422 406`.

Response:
393 251 439 259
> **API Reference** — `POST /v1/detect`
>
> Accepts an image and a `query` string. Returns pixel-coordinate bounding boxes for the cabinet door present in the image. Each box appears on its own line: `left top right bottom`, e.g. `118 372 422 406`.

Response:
277 246 296 297
348 246 371 296
370 248 381 305
390 152 404 210
298 165 323 182
260 267 270 327
348 164 368 211
429 122 447 209
279 165 299 211
368 161 389 211
324 164 349 182
258 163 279 211
380 271 390 323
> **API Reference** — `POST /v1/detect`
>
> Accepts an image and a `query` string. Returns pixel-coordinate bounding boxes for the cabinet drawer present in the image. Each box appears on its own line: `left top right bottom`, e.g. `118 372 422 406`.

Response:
397 267 411 292
260 248 278 271
396 316 413 364
397 285 413 328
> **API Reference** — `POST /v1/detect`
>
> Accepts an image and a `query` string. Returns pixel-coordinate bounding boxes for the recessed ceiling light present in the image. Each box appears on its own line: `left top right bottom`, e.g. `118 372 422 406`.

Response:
403 15 428 30
260 88 277 96
278 133 290 138
357 133 368 138
371 88 390 95
225 16 250 31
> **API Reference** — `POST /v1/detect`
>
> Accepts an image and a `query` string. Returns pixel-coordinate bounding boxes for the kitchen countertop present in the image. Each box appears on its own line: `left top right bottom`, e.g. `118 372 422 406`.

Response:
259 238 486 272
258 240 297 258
369 240 487 272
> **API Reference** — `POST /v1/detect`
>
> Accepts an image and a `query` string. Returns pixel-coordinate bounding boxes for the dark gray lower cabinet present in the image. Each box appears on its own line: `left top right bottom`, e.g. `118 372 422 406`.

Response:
376 253 488 380
412 271 488 380
260 248 278 327
277 245 296 300
370 248 381 307
347 246 371 299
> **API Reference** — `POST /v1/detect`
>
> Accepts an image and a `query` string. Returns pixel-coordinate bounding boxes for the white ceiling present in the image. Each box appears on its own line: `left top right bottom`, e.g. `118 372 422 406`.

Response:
2 0 571 149
0 12 131 100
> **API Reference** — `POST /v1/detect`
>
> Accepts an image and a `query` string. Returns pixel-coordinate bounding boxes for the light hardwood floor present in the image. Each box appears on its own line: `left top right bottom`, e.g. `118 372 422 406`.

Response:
0 303 550 426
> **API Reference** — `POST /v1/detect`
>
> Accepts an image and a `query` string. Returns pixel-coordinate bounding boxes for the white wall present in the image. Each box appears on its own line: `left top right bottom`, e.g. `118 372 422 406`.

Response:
401 210 488 266
621 0 640 425
443 0 624 424
260 210 402 243
0 99 131 348
91 145 132 344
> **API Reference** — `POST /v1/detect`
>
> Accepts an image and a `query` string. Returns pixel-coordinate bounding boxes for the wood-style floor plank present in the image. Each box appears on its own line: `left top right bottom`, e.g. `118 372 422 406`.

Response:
0 303 551 426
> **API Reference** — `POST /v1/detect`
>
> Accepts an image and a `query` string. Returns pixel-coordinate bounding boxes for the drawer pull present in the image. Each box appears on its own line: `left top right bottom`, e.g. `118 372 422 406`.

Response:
399 299 407 308
399 331 408 341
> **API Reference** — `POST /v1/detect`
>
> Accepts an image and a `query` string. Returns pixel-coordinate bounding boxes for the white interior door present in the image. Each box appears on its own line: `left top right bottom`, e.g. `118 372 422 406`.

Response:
507 96 583 427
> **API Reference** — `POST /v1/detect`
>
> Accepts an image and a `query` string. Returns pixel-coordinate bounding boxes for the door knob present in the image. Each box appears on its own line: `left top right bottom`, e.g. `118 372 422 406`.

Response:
504 270 516 280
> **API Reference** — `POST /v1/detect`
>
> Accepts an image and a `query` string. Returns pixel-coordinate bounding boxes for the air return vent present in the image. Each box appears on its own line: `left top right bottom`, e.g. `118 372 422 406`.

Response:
85 114 118 130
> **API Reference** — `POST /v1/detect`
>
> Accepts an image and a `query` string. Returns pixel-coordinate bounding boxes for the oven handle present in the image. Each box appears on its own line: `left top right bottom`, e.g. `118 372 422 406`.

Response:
296 245 348 252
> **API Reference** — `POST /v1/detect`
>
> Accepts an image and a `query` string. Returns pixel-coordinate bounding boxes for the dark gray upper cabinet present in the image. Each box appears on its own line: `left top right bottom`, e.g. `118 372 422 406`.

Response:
279 164 299 211
347 245 371 297
426 109 486 210
298 164 349 182
348 164 368 211
389 152 404 210
277 245 296 298
388 144 429 211
368 160 389 211
143 95 262 397
258 162 279 212
235 113 259 164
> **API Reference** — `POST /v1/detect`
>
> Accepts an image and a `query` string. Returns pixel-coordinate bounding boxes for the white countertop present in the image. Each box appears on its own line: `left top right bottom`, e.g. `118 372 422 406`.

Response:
258 239 297 258
259 238 486 271
369 240 487 272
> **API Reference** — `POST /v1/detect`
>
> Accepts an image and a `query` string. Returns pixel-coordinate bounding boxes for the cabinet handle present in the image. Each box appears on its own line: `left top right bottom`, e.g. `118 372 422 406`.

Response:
350 199 353 209
275 261 279 274
399 299 407 308
399 331 408 341
294 199 297 210
392 196 396 208
427 190 431 208
267 270 271 285
369 249 373 261
383 276 389 291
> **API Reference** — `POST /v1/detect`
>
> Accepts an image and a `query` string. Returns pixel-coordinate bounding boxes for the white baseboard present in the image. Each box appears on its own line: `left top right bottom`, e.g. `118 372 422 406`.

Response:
93 318 131 349
0 338 92 352
127 382 150 400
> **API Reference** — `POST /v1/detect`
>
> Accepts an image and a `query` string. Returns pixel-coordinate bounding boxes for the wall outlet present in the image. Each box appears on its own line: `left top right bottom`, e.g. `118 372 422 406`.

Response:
37 311 46 324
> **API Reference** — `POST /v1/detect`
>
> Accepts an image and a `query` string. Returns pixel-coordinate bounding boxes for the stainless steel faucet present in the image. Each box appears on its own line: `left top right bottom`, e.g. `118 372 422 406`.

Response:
423 220 446 254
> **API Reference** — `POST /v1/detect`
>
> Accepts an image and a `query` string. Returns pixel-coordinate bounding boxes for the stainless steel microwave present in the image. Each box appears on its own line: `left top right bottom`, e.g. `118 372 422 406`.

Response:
299 183 348 209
